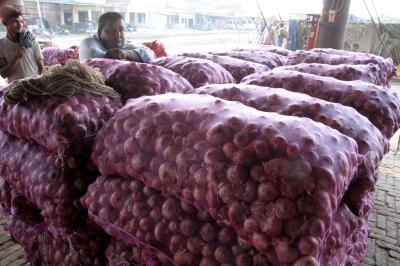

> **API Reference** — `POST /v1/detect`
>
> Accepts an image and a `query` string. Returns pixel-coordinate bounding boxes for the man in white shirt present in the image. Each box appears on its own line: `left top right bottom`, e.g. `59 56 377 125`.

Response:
0 7 44 82
79 12 154 63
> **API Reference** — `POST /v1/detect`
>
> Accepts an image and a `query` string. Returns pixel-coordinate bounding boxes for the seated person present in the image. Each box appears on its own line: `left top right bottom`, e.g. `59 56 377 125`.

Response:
79 12 154 62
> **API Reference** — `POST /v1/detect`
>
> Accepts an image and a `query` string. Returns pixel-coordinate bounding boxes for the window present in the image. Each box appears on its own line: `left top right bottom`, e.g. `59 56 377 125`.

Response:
167 15 179 24
64 11 72 26
138 13 146 24
92 11 101 23
78 11 88 22
129 12 135 24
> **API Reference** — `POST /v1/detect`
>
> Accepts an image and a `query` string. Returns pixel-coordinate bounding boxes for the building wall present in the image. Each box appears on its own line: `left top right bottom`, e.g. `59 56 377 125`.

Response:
23 0 254 31
146 13 167 30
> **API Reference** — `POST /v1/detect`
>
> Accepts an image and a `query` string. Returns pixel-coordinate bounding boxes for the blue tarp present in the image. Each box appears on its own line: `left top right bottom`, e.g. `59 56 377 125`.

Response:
288 19 297 51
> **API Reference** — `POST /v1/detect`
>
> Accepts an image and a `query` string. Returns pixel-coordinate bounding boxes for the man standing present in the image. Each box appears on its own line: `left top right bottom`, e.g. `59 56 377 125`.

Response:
79 12 154 62
276 23 287 48
0 6 44 82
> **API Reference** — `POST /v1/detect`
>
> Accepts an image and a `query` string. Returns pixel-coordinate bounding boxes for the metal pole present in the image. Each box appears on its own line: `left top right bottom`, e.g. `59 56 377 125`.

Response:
271 0 283 23
36 0 44 29
255 0 276 46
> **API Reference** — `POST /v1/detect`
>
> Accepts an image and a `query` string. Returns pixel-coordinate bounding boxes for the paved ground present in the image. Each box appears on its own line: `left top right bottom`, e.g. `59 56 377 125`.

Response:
0 85 399 266
0 219 25 266
362 151 400 266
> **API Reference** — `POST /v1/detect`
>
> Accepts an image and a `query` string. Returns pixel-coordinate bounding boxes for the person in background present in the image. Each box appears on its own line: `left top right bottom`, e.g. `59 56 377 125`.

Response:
79 12 154 62
276 22 287 48
0 6 44 82
351 43 360 52
262 24 275 45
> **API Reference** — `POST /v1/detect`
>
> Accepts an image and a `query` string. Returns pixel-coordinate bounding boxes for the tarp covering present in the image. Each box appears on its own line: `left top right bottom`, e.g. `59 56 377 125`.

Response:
345 23 400 65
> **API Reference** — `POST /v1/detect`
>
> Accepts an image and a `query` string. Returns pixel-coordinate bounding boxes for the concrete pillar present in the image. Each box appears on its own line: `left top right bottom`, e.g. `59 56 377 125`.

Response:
315 0 351 49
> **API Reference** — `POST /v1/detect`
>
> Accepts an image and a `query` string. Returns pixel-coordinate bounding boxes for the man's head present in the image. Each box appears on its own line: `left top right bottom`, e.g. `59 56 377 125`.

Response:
98 12 125 49
1 6 23 35
351 43 359 52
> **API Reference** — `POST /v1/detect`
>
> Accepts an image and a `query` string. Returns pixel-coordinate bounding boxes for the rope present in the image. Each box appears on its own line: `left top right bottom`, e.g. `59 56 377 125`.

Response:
4 60 120 105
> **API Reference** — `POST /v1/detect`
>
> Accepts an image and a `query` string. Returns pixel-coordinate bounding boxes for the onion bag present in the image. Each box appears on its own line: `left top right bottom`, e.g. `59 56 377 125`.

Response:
210 50 284 69
42 47 79 66
180 53 269 83
154 56 235 88
91 93 359 263
0 90 121 155
86 58 194 102
286 49 396 82
193 84 387 209
82 175 272 266
276 63 389 87
241 70 400 139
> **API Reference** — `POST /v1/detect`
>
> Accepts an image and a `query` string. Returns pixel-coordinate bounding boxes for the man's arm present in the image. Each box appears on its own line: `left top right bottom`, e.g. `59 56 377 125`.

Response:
79 38 107 61
123 45 155 63
36 59 44 74
33 40 44 74
0 47 26 79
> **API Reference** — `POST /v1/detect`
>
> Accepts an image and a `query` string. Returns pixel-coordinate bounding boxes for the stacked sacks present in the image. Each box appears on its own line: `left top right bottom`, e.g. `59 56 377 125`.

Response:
2 187 106 265
83 175 271 266
275 63 389 87
154 56 235 88
241 70 400 139
285 49 397 85
210 50 284 69
193 84 388 213
0 61 121 264
192 83 387 264
180 52 270 83
233 46 292 56
85 58 194 103
42 47 79 66
86 93 360 265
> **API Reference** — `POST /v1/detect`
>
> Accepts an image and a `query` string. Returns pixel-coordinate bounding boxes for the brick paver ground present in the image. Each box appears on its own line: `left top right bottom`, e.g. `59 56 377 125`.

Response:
361 151 400 266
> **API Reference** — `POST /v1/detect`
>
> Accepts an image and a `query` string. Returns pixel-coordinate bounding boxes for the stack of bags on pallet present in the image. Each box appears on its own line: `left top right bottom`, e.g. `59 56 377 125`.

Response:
0 62 122 265
80 47 399 265
82 92 361 265
1 45 398 265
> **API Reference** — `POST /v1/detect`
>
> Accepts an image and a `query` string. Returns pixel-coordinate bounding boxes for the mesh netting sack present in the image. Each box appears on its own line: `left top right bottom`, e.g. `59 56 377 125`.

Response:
180 53 270 83
154 56 235 88
86 58 194 102
241 69 400 139
91 93 360 264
